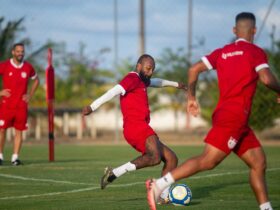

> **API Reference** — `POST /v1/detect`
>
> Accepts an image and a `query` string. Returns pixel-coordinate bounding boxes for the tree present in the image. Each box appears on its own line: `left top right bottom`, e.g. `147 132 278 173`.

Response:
55 43 113 108
0 17 55 108
156 48 190 131
249 41 280 131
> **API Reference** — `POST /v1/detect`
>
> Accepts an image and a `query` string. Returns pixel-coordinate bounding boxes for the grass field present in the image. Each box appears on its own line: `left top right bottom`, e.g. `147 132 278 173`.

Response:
0 144 279 210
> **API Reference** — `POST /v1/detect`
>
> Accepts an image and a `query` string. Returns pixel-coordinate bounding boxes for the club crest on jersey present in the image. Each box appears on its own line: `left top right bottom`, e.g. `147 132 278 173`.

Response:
21 72 27 78
9 72 13 76
227 136 237 149
0 120 5 126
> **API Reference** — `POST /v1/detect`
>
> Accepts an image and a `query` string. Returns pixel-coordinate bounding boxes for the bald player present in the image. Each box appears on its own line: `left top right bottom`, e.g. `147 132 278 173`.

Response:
82 54 187 204
146 12 280 210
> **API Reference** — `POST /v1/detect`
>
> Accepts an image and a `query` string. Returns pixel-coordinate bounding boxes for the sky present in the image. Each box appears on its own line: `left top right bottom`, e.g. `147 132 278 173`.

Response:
1 0 280 70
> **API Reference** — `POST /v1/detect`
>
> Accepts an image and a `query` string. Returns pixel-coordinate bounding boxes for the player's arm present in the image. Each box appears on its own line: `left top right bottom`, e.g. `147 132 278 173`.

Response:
0 89 11 97
82 84 125 116
149 78 187 90
187 61 208 117
258 68 280 103
23 76 40 103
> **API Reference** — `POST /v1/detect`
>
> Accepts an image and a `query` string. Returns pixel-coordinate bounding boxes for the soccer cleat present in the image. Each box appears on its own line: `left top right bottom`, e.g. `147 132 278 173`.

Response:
11 159 23 166
100 167 115 189
0 159 3 165
146 179 161 210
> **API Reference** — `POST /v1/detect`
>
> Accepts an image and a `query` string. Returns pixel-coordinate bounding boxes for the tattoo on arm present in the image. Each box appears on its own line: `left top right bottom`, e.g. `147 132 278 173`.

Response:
189 81 197 97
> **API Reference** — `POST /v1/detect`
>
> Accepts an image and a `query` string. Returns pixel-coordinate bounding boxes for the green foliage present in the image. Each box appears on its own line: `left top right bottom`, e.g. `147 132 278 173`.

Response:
155 48 190 130
0 17 29 60
249 84 280 130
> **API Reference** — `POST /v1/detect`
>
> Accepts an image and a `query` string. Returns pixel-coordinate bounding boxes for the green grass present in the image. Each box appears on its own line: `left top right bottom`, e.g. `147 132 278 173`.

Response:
0 144 279 210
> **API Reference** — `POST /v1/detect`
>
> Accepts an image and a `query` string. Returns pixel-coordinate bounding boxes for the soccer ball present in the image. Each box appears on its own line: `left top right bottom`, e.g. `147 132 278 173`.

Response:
168 183 192 206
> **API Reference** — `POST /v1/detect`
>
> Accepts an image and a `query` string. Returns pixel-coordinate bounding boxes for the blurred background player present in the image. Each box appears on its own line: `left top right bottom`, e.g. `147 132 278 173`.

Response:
146 12 280 210
82 54 187 203
0 43 40 165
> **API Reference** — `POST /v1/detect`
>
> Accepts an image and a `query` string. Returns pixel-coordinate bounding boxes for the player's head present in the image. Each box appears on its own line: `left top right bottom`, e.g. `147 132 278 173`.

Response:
136 54 155 85
12 43 25 63
233 12 256 42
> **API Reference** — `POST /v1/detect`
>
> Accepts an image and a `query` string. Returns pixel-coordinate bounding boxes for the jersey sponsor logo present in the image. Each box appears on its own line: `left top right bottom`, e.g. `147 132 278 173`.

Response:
227 136 237 149
222 51 243 59
21 72 27 78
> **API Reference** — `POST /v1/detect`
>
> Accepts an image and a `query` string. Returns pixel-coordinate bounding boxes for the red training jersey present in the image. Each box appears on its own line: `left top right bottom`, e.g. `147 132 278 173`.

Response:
201 38 269 117
0 59 37 109
119 72 150 124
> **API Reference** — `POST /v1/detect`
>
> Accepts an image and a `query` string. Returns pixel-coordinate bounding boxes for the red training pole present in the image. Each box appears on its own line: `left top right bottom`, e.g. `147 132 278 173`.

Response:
46 48 55 162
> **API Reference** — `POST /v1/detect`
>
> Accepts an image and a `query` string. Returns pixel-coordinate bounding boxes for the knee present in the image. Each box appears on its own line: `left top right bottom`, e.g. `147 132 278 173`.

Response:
167 151 178 166
252 157 267 172
149 152 162 166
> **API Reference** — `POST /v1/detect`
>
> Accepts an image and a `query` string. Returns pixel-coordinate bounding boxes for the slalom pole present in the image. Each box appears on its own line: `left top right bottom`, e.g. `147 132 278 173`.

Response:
46 48 55 162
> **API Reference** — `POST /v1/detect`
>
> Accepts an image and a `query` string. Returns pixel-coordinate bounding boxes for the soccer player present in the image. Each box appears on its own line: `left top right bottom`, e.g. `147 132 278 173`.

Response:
146 12 280 210
82 54 187 203
0 43 40 166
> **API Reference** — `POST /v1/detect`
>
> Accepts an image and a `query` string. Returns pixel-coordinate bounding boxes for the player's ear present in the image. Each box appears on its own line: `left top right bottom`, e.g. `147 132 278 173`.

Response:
253 27 257 35
136 63 141 71
233 26 237 36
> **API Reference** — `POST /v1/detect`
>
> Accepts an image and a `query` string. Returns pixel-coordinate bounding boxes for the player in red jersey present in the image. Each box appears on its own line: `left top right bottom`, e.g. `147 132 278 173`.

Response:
82 54 187 203
146 12 280 210
0 43 40 166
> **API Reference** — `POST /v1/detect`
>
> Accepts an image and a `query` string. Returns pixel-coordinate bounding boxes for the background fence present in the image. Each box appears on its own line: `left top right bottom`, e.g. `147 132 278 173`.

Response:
0 0 279 142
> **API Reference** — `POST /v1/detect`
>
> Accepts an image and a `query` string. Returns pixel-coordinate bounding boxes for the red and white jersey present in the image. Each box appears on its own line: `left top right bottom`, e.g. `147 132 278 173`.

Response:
201 38 269 115
119 72 150 124
0 59 37 109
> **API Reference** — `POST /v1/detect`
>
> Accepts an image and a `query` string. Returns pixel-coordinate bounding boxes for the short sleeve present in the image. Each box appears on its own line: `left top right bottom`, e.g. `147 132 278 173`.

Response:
28 63 37 79
119 73 141 94
253 48 269 72
201 48 222 70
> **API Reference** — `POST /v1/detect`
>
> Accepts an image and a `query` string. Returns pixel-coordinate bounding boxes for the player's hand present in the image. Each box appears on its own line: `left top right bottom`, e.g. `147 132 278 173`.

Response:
82 106 93 116
277 95 280 104
22 94 31 103
187 98 200 117
0 89 11 97
177 83 188 91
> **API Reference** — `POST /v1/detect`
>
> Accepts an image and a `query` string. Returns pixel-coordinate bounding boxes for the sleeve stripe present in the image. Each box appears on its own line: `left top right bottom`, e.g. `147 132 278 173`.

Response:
117 84 126 96
201 56 213 70
255 63 269 72
31 73 38 80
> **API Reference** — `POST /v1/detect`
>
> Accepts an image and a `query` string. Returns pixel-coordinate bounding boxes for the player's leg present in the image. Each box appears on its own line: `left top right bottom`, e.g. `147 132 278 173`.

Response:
12 108 27 166
0 108 10 164
11 129 23 165
240 147 273 210
157 142 178 204
0 129 6 165
235 128 273 210
159 142 178 176
146 143 227 209
101 135 162 189
131 135 162 168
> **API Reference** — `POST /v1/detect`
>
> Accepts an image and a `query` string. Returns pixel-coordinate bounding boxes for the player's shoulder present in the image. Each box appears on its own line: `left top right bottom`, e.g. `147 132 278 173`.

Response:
23 61 34 68
124 71 140 79
239 41 265 53
0 59 10 66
